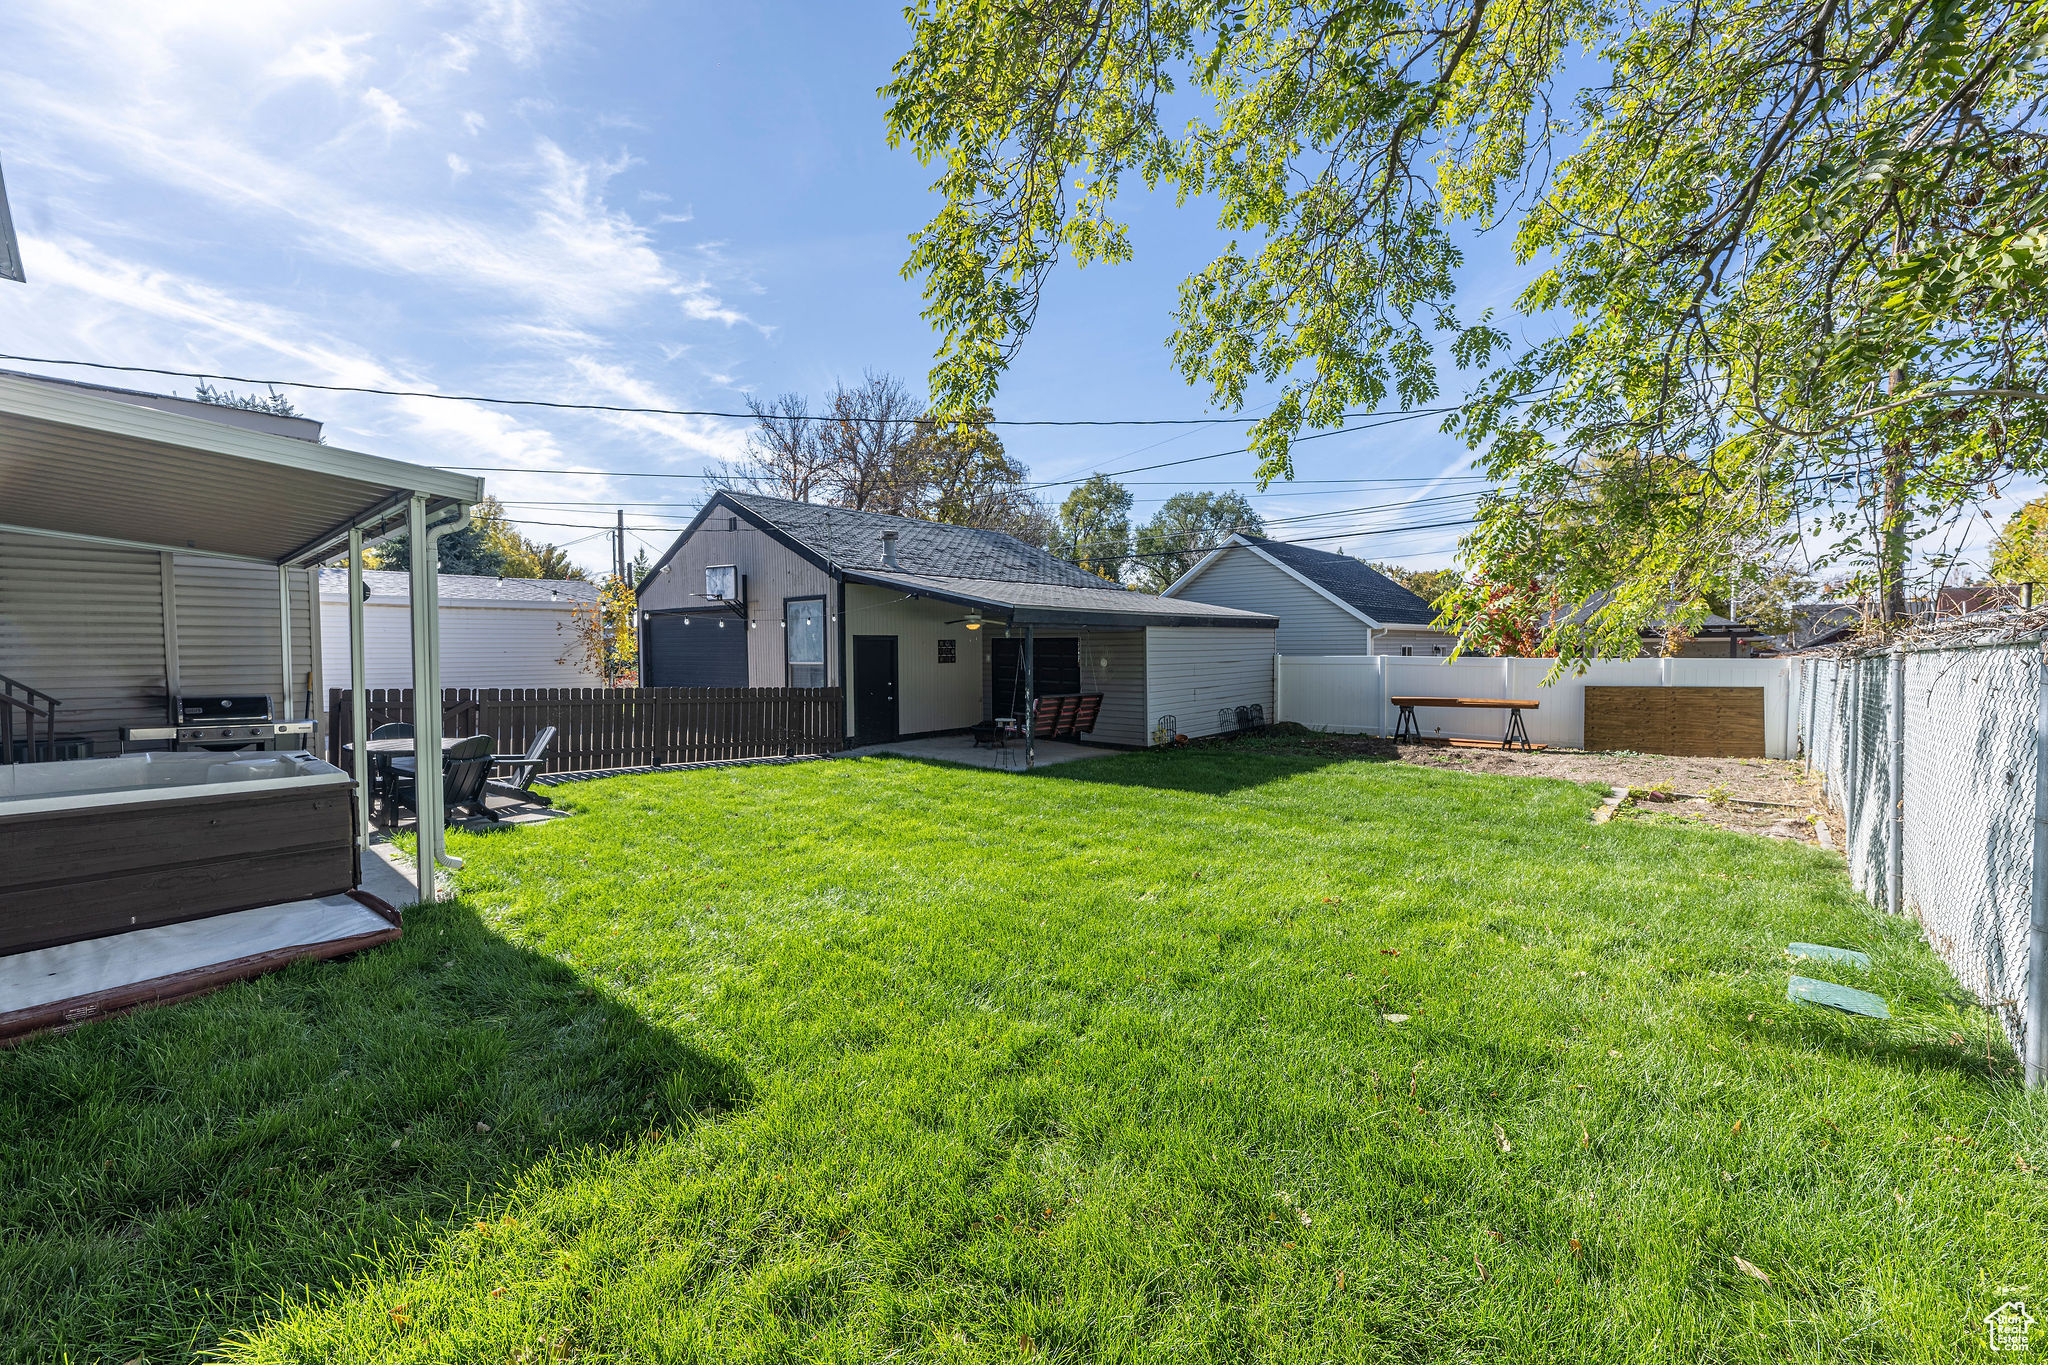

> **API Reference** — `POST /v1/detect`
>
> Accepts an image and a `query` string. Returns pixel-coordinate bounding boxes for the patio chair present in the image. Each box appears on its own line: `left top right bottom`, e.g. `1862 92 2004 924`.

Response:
390 734 499 825
488 726 556 806
366 722 414 812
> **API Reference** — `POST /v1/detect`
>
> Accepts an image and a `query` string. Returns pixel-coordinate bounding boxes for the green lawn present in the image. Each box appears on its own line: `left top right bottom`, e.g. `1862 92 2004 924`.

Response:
2 742 2040 1362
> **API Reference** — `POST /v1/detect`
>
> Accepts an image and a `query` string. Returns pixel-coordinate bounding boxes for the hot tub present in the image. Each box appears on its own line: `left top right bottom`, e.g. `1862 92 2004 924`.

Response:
0 750 359 956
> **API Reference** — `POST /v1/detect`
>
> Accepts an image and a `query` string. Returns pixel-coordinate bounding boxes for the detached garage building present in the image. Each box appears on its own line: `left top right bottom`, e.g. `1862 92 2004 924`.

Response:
635 492 1277 748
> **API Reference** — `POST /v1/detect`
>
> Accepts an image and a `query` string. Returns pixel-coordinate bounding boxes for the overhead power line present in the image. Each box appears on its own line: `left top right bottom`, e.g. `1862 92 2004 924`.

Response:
0 352 1481 429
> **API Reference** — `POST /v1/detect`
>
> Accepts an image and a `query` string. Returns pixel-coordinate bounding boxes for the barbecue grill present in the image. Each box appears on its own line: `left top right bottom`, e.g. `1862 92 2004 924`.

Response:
123 695 315 751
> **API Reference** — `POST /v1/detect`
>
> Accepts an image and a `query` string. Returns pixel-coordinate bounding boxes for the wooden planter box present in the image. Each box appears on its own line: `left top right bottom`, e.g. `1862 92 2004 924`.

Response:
0 754 358 957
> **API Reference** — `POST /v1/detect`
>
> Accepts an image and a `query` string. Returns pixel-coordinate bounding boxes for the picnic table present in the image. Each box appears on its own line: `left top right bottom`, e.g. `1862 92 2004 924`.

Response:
1389 695 1542 751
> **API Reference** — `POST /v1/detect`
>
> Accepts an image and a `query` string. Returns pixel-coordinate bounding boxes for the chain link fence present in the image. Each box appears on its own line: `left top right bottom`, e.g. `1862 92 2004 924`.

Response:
1800 640 2043 1082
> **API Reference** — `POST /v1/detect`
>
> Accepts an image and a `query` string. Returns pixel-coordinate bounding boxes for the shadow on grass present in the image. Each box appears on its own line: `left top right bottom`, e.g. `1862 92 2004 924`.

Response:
1033 733 1387 796
0 897 744 1363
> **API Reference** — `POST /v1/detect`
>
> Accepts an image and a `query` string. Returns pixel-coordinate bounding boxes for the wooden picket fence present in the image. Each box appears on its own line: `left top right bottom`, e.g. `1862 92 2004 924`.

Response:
326 686 843 775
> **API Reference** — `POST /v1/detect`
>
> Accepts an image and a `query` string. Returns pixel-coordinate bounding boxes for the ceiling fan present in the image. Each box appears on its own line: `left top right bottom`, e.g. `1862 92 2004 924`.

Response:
944 609 990 631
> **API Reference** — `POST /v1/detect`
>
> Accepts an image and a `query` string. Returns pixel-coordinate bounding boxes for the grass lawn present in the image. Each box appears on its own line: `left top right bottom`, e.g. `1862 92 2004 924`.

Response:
2 740 2041 1362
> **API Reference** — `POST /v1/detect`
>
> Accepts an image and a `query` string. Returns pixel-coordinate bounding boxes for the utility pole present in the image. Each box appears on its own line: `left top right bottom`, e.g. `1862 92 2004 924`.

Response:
614 508 626 585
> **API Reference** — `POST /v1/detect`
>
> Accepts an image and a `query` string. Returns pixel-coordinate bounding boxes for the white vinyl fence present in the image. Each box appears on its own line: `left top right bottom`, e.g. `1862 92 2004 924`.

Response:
1801 643 2045 1084
1275 654 1801 758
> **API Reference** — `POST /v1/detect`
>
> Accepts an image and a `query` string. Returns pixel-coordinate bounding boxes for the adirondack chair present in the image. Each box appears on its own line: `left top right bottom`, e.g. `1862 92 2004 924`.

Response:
489 726 556 806
390 734 499 824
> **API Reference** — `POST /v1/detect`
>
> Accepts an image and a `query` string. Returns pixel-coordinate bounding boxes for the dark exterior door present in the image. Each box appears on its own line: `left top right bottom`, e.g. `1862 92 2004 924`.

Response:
852 635 899 745
644 612 747 687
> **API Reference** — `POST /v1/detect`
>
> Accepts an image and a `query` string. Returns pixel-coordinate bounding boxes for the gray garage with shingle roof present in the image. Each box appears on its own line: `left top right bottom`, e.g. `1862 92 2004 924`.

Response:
635 492 1277 747
1162 532 1461 657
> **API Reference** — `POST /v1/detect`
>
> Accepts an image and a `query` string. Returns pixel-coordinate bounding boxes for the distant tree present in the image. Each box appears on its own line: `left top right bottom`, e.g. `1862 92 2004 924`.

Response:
1054 475 1133 581
715 392 837 502
1132 491 1263 592
818 371 928 513
192 381 302 418
1369 562 1463 608
1992 495 2048 591
906 408 1051 544
368 497 589 579
720 374 1053 542
561 576 640 686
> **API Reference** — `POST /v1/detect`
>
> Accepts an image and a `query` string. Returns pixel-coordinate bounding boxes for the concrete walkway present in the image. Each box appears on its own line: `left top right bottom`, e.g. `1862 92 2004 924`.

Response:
838 734 1110 770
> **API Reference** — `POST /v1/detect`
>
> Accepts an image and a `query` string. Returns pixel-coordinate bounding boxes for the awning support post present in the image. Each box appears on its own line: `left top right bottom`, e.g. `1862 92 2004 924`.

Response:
406 496 443 901
1024 624 1035 771
277 567 294 723
348 527 369 852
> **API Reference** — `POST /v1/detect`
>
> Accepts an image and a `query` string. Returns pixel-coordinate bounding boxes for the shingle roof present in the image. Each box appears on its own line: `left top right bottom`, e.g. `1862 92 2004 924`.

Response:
722 491 1116 590
317 567 597 605
1232 534 1440 625
843 568 1277 628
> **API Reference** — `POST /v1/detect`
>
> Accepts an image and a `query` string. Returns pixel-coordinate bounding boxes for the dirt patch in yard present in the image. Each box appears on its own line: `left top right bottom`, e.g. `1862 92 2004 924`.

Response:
1207 728 1831 843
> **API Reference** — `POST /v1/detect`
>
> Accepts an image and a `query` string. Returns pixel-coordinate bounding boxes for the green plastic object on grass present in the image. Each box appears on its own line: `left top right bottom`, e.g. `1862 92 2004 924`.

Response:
1787 974 1890 1018
1786 942 1871 968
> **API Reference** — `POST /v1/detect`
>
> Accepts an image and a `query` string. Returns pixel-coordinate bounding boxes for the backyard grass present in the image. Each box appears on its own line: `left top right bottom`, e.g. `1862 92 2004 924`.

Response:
2 740 2041 1362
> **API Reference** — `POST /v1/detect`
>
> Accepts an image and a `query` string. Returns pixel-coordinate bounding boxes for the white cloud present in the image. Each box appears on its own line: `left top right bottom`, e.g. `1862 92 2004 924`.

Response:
461 109 488 136
265 32 374 88
447 152 472 178
360 87 415 134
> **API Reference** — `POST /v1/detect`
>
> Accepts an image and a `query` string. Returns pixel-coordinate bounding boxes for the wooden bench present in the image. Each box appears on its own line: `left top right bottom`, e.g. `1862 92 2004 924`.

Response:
1389 695 1542 751
972 693 1103 747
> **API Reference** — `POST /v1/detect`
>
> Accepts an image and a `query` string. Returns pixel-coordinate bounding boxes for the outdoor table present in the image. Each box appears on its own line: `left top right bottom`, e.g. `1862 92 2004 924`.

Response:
1388 696 1541 751
341 736 465 814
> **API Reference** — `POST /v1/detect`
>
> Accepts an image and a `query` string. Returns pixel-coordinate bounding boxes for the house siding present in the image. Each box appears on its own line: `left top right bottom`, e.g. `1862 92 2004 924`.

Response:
1145 625 1278 740
982 627 1148 747
1173 547 1373 653
318 596 602 694
0 530 170 750
844 585 985 736
637 509 836 686
0 530 318 753
176 557 318 722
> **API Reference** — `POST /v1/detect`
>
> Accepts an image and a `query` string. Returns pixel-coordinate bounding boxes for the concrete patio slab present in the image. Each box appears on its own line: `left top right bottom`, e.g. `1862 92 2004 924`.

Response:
838 735 1114 770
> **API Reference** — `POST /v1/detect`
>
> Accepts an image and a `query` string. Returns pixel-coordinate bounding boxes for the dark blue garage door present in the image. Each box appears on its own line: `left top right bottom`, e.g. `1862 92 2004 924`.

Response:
644 613 748 687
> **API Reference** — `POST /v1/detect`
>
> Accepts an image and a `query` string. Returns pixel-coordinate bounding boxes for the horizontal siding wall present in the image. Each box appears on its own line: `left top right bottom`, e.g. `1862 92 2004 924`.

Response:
845 585 985 735
996 628 1147 746
0 534 318 754
1145 626 1278 741
176 558 317 721
319 598 604 694
0 530 169 751
1172 547 1371 654
1275 654 1801 757
1372 627 1461 656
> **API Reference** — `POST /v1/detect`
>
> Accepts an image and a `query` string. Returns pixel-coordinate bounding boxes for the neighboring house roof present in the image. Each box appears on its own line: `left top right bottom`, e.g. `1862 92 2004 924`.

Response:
1163 532 1440 628
318 567 597 606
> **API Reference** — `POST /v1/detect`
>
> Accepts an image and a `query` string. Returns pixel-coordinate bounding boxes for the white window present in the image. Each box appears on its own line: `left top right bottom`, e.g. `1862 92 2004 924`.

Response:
786 597 825 687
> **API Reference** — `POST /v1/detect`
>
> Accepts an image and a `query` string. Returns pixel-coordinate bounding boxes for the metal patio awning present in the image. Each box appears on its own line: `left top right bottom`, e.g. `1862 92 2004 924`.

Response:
0 370 480 565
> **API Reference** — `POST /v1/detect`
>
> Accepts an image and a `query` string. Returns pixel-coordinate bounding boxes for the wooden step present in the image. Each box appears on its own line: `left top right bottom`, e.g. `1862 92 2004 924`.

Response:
1439 737 1547 751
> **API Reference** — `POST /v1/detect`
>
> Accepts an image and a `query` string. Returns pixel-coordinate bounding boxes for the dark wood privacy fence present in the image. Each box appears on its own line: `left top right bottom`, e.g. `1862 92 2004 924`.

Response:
327 687 843 774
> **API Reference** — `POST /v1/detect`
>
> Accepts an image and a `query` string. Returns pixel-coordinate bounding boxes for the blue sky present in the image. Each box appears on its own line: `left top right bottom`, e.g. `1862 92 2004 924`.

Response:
0 0 2019 582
